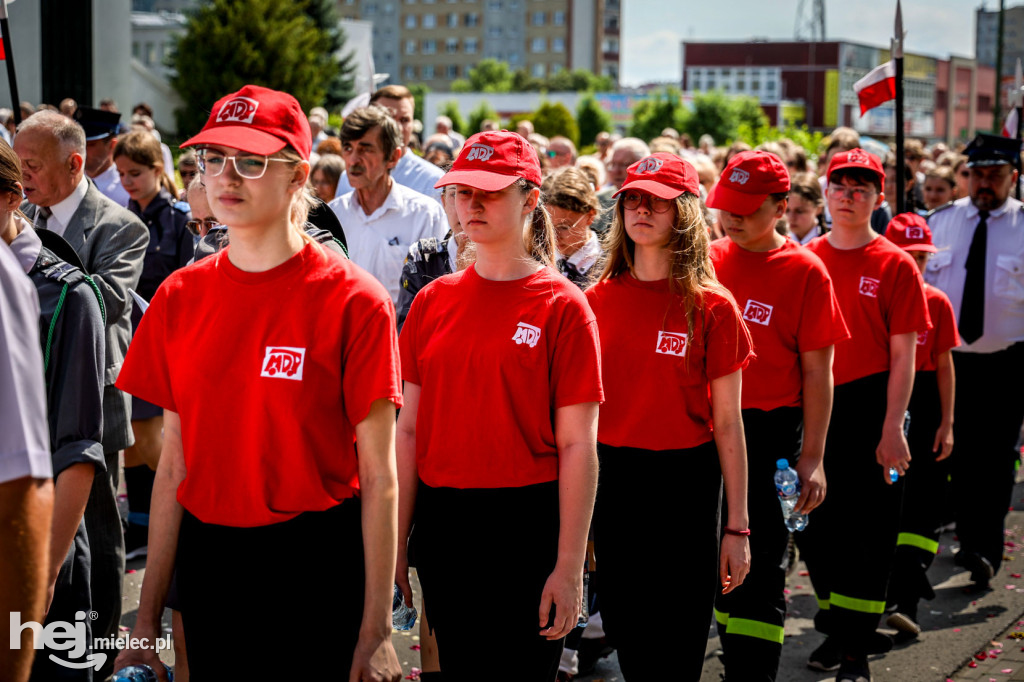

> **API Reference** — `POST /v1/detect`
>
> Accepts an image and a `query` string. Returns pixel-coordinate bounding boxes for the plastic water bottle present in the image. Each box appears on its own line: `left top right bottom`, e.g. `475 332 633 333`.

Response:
889 410 912 483
113 664 173 682
392 583 417 631
774 459 808 532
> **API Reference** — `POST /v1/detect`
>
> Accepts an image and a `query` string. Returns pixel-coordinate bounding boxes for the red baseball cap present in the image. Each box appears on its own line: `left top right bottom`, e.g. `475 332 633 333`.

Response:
884 213 937 253
827 148 885 185
706 151 791 216
435 130 542 190
613 153 700 199
181 85 312 160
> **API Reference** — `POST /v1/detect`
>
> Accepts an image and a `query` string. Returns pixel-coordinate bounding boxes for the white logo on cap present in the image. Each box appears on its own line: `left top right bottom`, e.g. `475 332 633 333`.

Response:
216 97 260 124
635 157 664 174
905 227 924 239
729 168 750 185
847 150 871 165
466 144 495 162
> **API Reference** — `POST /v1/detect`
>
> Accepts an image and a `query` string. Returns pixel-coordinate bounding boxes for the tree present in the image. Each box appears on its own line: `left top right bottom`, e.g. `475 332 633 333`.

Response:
467 100 500 135
531 101 579 145
457 59 515 93
628 88 685 142
303 0 357 110
439 100 468 137
576 94 612 148
679 91 770 146
171 0 335 136
407 84 430 126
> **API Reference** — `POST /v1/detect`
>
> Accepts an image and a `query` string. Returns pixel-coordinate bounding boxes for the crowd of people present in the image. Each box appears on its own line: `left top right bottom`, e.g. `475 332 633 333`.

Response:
1 81 1022 682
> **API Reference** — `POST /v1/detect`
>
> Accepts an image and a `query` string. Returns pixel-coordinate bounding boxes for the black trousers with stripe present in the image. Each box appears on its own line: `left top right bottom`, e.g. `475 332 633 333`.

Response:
796 372 903 656
715 406 802 682
951 344 1024 574
888 370 947 610
593 440 721 681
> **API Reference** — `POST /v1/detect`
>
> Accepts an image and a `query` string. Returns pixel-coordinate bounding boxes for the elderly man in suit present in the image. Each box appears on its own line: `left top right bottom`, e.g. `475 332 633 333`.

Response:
14 110 148 677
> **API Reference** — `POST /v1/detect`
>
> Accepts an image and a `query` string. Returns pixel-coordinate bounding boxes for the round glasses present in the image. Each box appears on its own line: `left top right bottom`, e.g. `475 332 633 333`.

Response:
197 149 292 179
826 184 875 202
622 190 674 213
185 218 220 236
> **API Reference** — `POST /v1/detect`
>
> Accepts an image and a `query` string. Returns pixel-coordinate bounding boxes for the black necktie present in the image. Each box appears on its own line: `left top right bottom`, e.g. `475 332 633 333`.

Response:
959 209 988 344
34 206 51 230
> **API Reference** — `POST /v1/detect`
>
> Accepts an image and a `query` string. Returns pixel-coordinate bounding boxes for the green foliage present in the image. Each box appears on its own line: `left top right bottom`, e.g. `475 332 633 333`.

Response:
453 62 615 94
171 0 337 136
439 100 468 137
734 123 826 158
303 0 356 109
678 91 769 146
462 59 515 93
530 101 578 145
467 100 500 135
628 88 686 142
407 84 430 124
576 94 612 147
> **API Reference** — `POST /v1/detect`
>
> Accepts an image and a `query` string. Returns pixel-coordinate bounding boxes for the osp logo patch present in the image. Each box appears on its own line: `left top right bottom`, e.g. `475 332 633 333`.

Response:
743 299 773 326
656 331 688 357
917 330 929 346
859 276 880 298
847 149 871 165
905 226 924 239
260 346 306 380
635 156 664 173
466 144 495 162
216 97 259 124
729 168 750 184
512 322 541 348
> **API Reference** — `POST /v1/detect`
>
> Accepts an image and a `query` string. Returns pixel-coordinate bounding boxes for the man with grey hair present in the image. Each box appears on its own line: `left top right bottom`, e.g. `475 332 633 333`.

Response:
548 135 577 169
14 110 148 679
330 106 447 305
435 114 465 153
592 137 652 233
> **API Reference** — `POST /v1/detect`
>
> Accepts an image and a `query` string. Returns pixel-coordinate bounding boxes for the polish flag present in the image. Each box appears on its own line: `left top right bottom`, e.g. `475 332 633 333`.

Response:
1004 108 1019 139
854 61 896 115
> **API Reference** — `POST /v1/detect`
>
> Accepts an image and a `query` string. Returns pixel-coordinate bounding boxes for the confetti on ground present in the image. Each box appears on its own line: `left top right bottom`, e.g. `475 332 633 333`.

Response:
799 570 809 576
126 569 137 574
968 661 978 668
1007 585 1018 590
1003 669 1014 674
410 644 421 651
977 652 989 660
405 667 421 681
955 628 962 632
783 589 791 595
119 626 130 632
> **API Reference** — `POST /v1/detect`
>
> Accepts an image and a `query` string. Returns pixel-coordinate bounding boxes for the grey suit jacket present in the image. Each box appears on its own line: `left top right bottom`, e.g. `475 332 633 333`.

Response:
23 181 149 387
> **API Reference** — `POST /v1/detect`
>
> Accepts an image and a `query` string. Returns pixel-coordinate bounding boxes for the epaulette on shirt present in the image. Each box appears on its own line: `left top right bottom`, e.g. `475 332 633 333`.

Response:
172 200 191 215
925 201 955 222
37 248 88 286
406 236 446 265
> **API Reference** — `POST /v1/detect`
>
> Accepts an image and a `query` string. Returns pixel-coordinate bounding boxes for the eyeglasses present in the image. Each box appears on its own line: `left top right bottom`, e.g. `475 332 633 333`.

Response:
185 218 220 236
197 149 292 179
554 214 587 233
622 190 674 213
826 184 875 202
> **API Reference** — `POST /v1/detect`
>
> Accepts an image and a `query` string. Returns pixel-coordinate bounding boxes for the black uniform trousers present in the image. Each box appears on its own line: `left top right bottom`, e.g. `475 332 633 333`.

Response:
888 370 946 610
951 344 1024 574
413 480 565 682
593 441 721 681
715 406 801 682
796 372 903 656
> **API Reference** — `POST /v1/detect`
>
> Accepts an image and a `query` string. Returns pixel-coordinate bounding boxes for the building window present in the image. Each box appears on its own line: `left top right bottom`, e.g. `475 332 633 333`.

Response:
423 13 436 27
446 37 458 53
447 64 459 78
605 15 618 30
553 10 565 25
423 65 435 78
423 39 437 54
532 10 545 25
465 12 479 25
488 26 502 37
551 62 563 73
508 50 520 65
405 14 416 27
383 2 395 12
405 65 416 79
552 37 565 53
487 0 501 9
447 11 459 26
364 1 377 13
132 42 140 59
406 40 417 54
532 63 546 77
465 37 478 53
531 37 546 53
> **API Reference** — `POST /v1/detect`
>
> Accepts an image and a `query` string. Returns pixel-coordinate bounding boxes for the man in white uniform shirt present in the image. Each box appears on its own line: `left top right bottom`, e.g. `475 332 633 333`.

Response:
74 106 129 207
334 85 443 201
925 133 1024 591
330 106 447 305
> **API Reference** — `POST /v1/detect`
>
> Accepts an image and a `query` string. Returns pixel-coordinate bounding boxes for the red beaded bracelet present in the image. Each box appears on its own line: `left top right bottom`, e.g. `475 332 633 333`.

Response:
722 527 751 537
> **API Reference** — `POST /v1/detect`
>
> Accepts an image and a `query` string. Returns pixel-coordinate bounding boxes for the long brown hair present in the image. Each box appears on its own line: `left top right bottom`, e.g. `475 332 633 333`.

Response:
598 191 726 344
516 178 556 267
114 130 177 196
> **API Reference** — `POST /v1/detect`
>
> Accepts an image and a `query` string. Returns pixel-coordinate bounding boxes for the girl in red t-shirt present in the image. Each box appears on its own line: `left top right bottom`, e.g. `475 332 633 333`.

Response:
397 130 603 680
585 153 753 680
114 86 403 682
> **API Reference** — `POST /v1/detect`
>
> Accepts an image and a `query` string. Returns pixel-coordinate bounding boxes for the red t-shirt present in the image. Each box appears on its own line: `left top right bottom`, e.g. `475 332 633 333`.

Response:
585 274 753 451
709 237 850 411
400 264 603 489
116 245 402 527
806 235 931 386
916 283 960 371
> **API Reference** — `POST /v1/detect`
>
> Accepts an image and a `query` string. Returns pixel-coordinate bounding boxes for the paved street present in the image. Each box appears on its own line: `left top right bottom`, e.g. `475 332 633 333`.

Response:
118 480 1024 681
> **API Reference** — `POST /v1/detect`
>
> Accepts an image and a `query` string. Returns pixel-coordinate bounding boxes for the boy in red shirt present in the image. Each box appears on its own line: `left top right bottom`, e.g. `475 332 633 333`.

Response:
707 150 849 681
802 149 931 682
882 213 959 639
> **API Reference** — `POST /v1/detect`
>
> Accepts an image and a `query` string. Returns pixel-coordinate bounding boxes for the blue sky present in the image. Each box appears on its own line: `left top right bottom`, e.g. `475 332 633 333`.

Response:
621 0 980 86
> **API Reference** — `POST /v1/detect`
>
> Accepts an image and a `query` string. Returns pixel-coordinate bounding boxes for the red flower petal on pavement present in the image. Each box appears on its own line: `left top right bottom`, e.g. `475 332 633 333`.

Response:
977 652 988 660
799 570 809 576
1003 669 1014 674
126 569 137 574
410 645 421 651
968 661 978 668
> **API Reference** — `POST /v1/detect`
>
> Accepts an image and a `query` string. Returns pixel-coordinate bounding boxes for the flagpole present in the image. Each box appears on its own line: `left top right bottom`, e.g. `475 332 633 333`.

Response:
1015 58 1022 200
893 0 905 215
0 0 21 125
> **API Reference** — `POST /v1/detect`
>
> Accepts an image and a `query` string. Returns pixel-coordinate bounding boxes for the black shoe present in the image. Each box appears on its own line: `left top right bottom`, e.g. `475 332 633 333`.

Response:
576 637 613 676
807 637 840 672
836 655 871 682
955 550 994 589
867 630 894 654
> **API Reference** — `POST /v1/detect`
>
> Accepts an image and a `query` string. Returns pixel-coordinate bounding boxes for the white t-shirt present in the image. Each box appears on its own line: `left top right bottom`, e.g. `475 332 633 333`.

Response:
92 163 130 207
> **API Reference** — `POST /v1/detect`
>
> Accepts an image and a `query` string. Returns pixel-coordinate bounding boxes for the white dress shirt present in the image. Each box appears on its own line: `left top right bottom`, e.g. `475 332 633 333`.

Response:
92 162 129 207
926 195 1024 353
330 180 449 304
334 148 444 202
45 176 90 238
556 231 604 275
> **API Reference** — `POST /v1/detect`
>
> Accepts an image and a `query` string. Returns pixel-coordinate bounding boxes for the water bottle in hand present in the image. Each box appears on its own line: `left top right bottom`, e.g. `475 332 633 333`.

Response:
774 459 808 532
113 664 173 682
393 583 418 631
